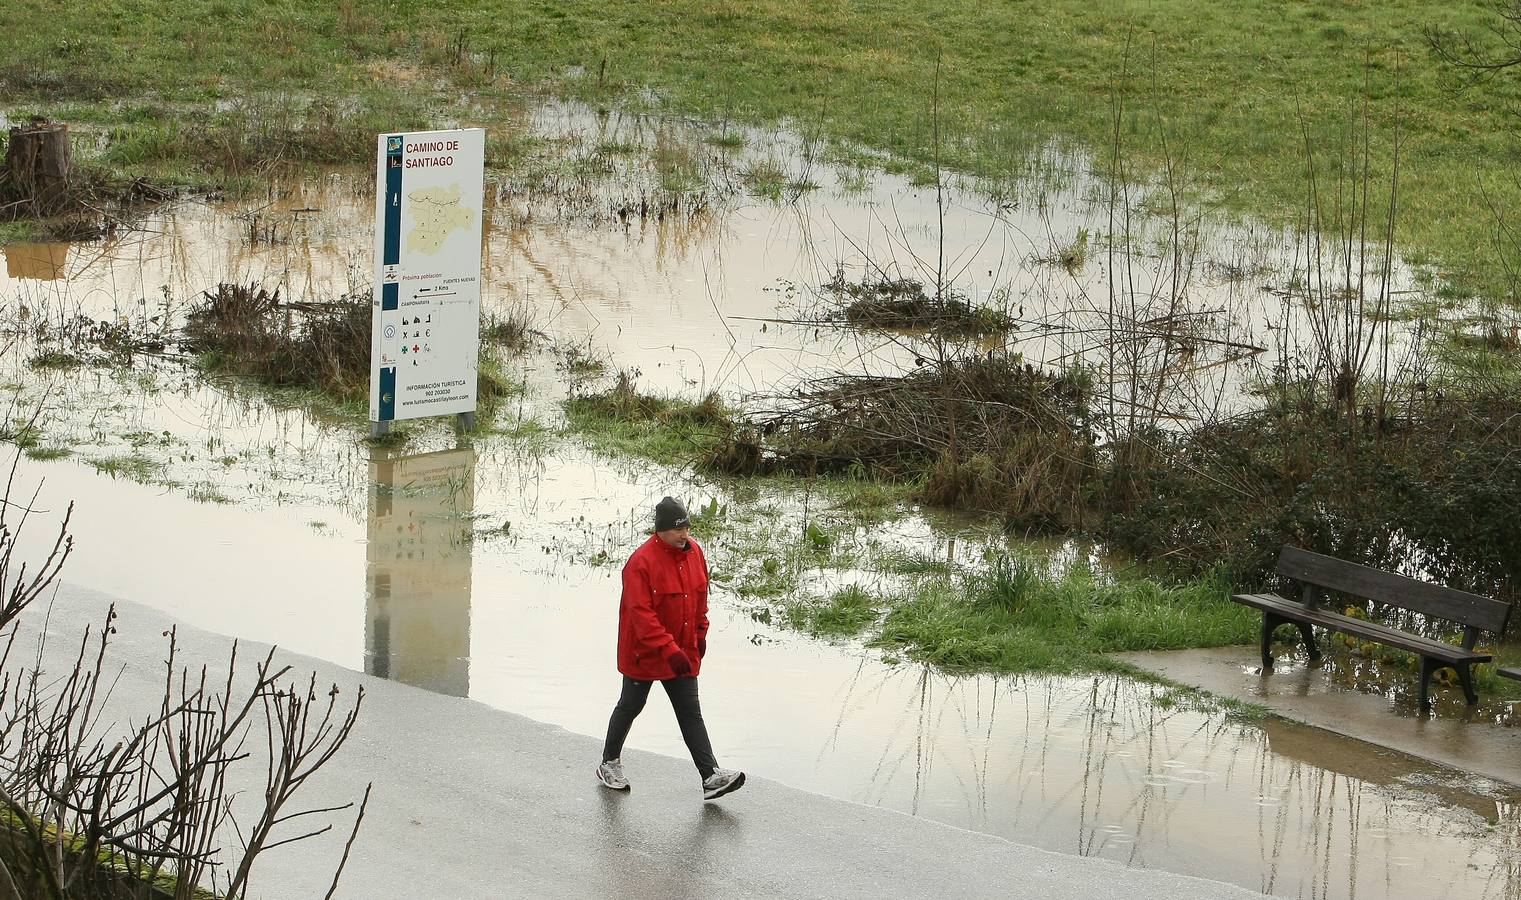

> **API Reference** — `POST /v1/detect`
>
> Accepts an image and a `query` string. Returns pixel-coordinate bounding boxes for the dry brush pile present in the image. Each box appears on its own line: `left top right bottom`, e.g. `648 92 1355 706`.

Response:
695 352 1097 531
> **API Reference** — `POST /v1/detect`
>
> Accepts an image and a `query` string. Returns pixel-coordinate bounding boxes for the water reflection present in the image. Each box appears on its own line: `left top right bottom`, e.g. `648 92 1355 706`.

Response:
0 100 1436 411
364 446 475 697
822 663 1521 900
3 243 68 281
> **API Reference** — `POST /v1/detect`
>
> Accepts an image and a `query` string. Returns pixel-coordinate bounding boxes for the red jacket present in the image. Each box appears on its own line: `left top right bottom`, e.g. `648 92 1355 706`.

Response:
617 534 710 680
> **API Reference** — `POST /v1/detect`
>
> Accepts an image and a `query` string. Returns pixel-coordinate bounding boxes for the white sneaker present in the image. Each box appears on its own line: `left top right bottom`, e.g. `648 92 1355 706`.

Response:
702 768 745 800
596 758 630 791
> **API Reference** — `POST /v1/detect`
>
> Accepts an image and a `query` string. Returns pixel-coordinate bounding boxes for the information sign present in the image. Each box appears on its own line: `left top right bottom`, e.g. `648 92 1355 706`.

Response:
370 128 485 426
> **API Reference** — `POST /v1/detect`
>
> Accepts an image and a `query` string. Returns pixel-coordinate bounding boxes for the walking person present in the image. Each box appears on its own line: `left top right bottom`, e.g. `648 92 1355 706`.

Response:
597 496 746 801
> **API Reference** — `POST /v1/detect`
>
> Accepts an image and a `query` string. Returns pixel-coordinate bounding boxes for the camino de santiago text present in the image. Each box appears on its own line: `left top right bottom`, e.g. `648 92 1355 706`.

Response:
405 138 460 169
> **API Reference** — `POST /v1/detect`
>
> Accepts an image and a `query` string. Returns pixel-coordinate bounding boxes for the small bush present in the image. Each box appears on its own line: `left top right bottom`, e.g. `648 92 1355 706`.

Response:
183 283 371 400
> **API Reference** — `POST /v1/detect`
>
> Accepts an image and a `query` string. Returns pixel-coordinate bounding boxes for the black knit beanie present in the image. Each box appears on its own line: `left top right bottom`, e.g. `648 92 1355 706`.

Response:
654 496 690 531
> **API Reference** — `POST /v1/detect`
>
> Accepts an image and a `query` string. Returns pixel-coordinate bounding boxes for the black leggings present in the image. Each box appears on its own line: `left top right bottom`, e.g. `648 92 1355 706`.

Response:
602 675 718 780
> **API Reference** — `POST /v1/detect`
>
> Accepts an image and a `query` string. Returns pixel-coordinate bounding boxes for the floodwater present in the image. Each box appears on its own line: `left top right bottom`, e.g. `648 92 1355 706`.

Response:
1 101 1436 413
0 103 1516 899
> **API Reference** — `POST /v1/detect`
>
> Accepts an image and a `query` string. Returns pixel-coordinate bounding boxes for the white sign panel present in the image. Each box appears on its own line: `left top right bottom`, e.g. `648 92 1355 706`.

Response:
370 128 485 423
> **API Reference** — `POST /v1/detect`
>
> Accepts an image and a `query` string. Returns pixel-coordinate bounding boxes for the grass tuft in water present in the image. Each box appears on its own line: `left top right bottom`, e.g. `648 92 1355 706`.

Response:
782 585 883 638
563 370 732 462
869 562 1253 674
88 453 163 483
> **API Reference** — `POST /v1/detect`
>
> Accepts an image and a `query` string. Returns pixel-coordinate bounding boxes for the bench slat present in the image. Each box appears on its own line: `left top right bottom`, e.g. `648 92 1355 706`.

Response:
1276 547 1511 634
1498 667 1521 683
1231 593 1491 663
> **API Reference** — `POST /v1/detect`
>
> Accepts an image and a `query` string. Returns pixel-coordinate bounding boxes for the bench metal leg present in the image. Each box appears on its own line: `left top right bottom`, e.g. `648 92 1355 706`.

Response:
1259 613 1315 669
1418 656 1439 713
1296 622 1320 661
1259 612 1286 669
1456 662 1478 706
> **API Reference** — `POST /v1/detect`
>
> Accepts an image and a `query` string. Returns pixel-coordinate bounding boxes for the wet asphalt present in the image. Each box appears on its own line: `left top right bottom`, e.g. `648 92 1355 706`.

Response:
24 583 1276 899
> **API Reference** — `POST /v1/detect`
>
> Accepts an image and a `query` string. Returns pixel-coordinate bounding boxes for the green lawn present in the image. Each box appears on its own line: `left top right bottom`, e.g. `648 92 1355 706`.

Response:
4 3 1521 297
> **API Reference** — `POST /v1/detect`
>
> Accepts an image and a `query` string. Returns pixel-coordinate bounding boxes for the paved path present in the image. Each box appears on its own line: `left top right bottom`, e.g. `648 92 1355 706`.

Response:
1118 645 1521 787
26 584 1277 899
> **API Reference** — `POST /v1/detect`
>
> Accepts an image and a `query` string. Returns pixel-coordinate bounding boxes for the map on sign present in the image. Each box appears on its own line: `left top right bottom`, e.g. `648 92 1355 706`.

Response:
406 184 475 256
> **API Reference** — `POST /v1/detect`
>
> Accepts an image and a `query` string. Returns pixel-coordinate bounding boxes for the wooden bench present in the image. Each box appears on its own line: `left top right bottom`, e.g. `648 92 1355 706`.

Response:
1232 546 1512 711
1501 667 1521 685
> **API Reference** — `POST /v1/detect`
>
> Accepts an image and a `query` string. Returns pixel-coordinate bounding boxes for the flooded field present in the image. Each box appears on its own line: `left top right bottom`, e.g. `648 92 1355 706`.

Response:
0 102 1517 898
1 102 1440 413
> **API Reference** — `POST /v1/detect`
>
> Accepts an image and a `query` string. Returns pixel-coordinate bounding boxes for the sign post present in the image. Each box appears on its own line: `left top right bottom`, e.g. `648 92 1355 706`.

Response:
371 128 486 437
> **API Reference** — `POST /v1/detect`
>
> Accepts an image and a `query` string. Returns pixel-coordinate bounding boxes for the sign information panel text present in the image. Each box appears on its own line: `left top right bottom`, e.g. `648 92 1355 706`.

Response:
370 128 485 424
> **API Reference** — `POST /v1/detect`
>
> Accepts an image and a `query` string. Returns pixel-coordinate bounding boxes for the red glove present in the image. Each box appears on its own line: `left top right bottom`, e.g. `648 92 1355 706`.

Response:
699 638 707 659
667 650 693 677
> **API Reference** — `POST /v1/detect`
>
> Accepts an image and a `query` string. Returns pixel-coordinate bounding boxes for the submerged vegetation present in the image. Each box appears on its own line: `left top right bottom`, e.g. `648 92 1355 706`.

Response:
182 283 520 424
183 284 371 400
823 272 1014 338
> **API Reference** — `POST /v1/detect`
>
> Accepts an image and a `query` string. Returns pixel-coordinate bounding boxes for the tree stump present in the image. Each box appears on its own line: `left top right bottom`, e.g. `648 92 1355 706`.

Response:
4 123 73 216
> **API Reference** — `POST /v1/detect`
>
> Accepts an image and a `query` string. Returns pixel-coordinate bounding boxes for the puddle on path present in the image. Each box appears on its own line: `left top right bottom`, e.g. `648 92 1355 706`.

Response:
0 102 1515 898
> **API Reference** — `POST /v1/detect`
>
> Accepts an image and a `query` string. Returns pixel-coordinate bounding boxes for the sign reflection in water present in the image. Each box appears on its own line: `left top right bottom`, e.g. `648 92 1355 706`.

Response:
3 242 68 281
365 447 475 697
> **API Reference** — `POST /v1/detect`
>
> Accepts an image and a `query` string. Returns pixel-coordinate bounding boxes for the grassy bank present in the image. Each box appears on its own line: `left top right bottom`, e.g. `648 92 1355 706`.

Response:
782 556 1521 701
562 359 1521 702
562 372 1263 670
5 2 1521 300
786 558 1255 672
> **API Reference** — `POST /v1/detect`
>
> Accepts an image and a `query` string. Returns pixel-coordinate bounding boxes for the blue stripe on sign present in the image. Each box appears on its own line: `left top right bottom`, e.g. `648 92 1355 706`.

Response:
382 282 398 311
378 367 397 421
384 135 403 265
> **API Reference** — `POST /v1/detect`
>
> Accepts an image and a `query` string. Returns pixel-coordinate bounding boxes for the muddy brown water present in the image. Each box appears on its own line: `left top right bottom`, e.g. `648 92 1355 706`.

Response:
0 104 1516 898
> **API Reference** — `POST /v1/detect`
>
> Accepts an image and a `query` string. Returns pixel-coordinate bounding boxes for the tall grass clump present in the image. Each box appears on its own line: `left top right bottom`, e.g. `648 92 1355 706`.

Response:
183 283 518 415
782 585 882 638
183 283 371 400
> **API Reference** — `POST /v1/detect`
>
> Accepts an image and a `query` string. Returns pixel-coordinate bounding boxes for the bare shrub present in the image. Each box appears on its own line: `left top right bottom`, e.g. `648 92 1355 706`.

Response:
0 455 369 898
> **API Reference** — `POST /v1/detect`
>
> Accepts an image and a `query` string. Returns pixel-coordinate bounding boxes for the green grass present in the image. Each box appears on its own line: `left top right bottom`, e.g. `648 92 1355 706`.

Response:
0 420 43 450
187 482 233 504
562 381 733 461
0 809 212 899
88 452 164 483
866 557 1255 674
782 584 883 638
6 2 1521 298
23 445 72 461
0 221 44 243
